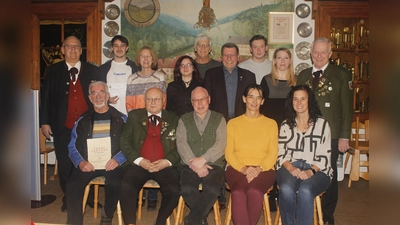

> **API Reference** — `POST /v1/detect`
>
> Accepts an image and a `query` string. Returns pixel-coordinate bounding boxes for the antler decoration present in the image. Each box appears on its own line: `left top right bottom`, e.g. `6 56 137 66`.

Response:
194 0 217 29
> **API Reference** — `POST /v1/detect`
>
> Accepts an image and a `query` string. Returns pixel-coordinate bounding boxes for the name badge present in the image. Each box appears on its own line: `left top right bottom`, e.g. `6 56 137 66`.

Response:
325 102 330 107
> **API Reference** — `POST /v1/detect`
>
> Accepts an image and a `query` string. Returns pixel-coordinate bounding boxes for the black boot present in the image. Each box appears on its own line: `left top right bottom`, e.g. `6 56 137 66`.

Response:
100 208 113 225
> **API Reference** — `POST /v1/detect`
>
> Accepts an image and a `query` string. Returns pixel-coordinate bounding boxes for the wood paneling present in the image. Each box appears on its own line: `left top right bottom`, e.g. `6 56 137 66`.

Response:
31 1 104 89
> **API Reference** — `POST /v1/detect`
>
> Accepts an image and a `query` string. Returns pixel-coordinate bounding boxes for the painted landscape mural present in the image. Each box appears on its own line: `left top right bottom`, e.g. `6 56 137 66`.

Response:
121 0 294 80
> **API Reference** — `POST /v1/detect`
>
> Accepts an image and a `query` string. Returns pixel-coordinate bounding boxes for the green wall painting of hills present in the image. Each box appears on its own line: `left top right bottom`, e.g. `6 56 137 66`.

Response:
121 0 294 60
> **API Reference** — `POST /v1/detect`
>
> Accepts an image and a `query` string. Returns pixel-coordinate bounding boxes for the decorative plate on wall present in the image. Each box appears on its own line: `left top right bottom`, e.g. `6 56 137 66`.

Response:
295 3 311 19
295 63 311 75
295 42 312 60
104 21 119 37
105 4 120 20
297 22 313 38
102 41 114 58
124 0 160 27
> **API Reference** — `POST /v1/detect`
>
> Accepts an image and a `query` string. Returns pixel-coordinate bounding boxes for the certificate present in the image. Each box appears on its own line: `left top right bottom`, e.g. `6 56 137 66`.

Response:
268 12 294 44
107 82 126 98
87 137 111 170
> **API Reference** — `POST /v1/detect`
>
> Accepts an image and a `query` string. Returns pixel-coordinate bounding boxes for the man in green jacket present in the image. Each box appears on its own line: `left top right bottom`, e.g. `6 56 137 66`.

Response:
297 37 353 225
119 87 180 225
176 87 226 225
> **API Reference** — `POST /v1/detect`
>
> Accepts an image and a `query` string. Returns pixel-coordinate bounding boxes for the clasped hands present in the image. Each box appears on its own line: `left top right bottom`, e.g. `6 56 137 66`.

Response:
79 158 119 172
288 166 313 180
189 157 212 178
139 159 169 172
240 166 262 183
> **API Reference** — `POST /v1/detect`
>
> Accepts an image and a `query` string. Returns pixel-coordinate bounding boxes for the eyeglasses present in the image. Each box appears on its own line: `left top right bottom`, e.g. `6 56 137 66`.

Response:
196 44 210 49
90 90 107 96
180 63 193 68
140 54 152 59
63 44 81 50
191 96 209 104
145 98 163 103
222 54 238 58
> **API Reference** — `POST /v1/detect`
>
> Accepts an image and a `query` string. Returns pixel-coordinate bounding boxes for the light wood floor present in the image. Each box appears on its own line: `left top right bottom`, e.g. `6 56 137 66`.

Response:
31 165 368 225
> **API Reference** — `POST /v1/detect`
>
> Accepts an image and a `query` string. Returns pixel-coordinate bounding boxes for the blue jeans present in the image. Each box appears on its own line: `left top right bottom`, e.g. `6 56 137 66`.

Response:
276 160 330 225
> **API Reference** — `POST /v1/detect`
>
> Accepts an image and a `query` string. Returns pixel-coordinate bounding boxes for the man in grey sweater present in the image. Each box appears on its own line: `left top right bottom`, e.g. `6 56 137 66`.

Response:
176 87 226 225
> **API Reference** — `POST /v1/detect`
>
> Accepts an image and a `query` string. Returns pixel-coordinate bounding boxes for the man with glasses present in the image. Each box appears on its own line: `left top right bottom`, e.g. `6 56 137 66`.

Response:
40 35 99 212
176 87 226 225
66 81 127 225
204 42 256 121
193 34 222 79
119 87 181 225
99 35 140 115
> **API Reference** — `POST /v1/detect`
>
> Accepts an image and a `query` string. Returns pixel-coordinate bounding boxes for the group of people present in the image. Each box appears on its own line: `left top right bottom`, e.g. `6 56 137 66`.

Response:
40 33 353 225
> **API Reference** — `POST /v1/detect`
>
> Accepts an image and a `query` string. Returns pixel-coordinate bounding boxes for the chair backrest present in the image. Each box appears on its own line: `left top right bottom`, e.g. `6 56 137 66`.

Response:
350 116 369 143
39 128 54 153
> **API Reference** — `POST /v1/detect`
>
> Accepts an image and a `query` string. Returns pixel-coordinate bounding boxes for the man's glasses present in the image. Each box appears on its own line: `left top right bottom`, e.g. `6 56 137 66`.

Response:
63 44 81 50
191 96 209 104
196 44 210 48
145 98 163 103
90 90 107 97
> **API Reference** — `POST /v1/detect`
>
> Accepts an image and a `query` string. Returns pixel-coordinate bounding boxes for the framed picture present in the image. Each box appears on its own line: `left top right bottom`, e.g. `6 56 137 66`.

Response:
268 12 294 44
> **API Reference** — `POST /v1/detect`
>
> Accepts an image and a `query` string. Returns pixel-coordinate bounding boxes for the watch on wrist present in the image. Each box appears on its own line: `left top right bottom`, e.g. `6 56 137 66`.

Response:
310 168 316 175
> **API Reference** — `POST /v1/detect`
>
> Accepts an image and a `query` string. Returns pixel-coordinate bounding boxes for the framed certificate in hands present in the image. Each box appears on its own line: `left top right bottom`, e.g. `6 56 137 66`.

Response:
87 137 111 170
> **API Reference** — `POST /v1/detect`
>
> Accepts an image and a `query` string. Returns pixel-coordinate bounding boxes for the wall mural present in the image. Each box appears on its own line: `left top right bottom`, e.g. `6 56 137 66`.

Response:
121 0 294 81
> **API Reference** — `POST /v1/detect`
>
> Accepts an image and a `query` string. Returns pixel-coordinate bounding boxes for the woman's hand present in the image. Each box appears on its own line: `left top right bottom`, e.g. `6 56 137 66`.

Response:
296 169 313 180
284 162 301 177
241 166 262 183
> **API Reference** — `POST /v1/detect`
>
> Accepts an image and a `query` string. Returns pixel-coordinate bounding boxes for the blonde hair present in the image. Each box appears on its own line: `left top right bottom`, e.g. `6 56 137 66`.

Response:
270 48 296 86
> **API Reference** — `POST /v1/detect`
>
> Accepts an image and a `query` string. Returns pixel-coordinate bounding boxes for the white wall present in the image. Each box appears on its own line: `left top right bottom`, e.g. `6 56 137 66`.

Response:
293 0 314 74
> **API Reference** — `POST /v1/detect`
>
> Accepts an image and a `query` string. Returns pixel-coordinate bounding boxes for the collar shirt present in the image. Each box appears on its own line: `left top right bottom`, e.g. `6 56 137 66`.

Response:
66 61 82 85
223 66 238 119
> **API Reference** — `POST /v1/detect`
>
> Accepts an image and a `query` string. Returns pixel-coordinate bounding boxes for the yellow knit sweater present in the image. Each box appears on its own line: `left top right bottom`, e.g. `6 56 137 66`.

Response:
225 114 278 172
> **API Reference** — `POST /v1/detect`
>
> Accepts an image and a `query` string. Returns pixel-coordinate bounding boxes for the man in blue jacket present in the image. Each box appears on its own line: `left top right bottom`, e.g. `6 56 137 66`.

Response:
66 81 127 225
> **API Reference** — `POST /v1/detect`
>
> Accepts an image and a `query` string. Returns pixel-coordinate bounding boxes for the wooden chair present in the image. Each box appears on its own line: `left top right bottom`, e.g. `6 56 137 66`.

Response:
82 176 105 218
274 192 324 225
39 128 58 185
225 185 273 225
81 177 124 225
174 184 221 225
345 116 369 187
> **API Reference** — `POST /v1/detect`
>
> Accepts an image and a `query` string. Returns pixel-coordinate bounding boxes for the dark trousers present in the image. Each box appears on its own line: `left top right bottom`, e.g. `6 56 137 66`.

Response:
53 127 74 205
120 164 180 225
180 165 224 224
66 167 123 225
322 139 339 223
53 127 95 206
225 166 276 225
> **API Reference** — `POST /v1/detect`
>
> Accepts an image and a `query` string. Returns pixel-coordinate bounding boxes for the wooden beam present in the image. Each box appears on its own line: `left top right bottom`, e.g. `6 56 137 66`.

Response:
31 14 41 90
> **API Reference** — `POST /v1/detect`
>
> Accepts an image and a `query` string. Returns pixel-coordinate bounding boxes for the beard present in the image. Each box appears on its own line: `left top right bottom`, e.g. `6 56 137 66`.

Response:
94 100 106 109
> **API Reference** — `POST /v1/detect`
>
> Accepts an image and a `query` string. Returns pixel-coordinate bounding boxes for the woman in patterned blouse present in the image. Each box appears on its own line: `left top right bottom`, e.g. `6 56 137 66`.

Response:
276 85 333 225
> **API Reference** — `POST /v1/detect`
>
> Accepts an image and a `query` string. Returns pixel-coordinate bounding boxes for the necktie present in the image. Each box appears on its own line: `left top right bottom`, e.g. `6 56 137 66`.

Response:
150 115 160 127
312 70 322 90
70 67 78 82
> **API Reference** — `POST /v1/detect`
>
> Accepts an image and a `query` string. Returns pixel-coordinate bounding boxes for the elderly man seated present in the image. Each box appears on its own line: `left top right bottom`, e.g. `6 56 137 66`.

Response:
119 87 181 225
66 81 127 225
177 87 226 225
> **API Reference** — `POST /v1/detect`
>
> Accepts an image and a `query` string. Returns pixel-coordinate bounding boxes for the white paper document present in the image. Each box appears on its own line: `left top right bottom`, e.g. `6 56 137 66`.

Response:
107 82 126 98
87 137 111 170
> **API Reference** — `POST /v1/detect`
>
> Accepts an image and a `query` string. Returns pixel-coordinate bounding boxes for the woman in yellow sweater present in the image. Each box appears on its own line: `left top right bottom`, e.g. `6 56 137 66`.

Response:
225 84 278 225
